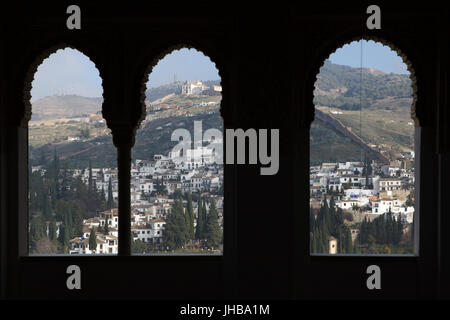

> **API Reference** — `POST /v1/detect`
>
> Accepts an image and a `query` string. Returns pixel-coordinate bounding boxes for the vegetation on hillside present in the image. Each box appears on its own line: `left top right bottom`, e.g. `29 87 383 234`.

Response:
29 110 223 169
314 60 412 111
311 61 414 163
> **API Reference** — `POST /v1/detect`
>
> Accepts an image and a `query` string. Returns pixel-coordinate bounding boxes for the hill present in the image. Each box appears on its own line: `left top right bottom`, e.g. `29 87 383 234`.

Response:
311 61 415 164
314 60 412 111
31 95 103 121
29 110 223 168
145 80 220 102
145 82 182 102
28 65 414 167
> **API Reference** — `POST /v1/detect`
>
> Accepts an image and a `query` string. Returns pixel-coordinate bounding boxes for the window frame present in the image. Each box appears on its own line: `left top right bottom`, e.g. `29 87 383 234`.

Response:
293 32 439 299
2 33 236 299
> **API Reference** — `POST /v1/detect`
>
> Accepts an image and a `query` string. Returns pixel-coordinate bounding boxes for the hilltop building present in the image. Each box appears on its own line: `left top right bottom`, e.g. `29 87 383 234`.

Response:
181 80 222 96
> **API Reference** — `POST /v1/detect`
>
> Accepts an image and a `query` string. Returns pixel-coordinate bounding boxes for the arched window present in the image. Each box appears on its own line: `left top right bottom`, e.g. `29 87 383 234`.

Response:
28 48 116 255
131 47 224 254
309 40 416 255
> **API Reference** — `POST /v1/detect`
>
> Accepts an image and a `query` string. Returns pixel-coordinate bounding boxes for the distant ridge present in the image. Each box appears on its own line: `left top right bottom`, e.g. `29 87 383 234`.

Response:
145 80 220 102
31 95 103 120
314 60 412 111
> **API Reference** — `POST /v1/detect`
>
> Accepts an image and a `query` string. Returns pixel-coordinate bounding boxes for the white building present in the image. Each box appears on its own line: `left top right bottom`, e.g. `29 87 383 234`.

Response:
379 178 402 191
181 80 208 95
69 234 118 254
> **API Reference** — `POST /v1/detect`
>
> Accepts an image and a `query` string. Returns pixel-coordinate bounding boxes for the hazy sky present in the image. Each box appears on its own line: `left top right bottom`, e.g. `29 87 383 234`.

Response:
30 41 408 101
329 40 409 74
31 48 103 102
146 48 220 88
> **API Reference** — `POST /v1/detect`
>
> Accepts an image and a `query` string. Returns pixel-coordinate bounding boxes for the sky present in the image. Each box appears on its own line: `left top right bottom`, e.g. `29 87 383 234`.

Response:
146 48 220 88
30 48 220 101
31 48 103 102
329 40 409 74
30 41 408 101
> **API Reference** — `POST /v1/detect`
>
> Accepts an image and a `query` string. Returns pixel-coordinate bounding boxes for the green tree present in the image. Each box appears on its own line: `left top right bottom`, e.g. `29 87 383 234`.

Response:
30 215 46 252
164 199 188 250
88 160 93 192
58 213 72 253
394 215 403 245
89 228 97 252
186 193 195 240
48 218 58 245
405 190 414 207
343 226 353 253
71 204 84 237
104 218 109 234
42 193 52 220
172 189 183 200
195 198 206 240
131 239 148 254
107 178 114 209
101 185 106 202
205 199 222 249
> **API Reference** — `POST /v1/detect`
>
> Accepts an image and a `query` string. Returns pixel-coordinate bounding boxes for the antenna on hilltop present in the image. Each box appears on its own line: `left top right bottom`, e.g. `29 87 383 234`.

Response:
173 73 177 83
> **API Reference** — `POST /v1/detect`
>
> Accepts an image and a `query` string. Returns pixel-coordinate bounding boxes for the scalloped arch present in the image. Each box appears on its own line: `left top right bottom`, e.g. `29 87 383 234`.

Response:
308 35 418 127
22 44 105 127
138 42 224 130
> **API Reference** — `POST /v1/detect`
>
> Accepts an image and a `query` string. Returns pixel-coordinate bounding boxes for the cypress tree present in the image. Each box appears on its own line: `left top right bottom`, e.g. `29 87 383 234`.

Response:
319 201 330 252
63 214 71 246
309 208 315 230
59 168 71 201
344 226 353 253
97 223 103 234
42 193 52 220
52 148 60 205
312 227 319 253
88 160 93 192
104 218 109 234
360 217 368 244
395 215 403 245
30 215 46 252
101 185 106 202
195 199 204 240
186 193 195 240
312 224 318 253
367 217 376 244
58 213 71 253
205 199 222 249
107 178 114 209
48 218 57 244
93 178 98 195
164 199 188 250
67 208 73 239
71 205 83 237
89 228 97 252
53 148 59 180
386 212 393 244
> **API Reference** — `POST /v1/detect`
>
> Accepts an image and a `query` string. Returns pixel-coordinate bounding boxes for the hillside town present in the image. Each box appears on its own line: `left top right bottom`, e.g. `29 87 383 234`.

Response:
31 141 224 255
310 151 415 254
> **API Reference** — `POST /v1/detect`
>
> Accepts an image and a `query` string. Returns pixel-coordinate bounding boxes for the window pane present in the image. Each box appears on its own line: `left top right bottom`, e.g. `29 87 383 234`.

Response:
28 48 117 254
131 48 224 254
310 40 415 255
